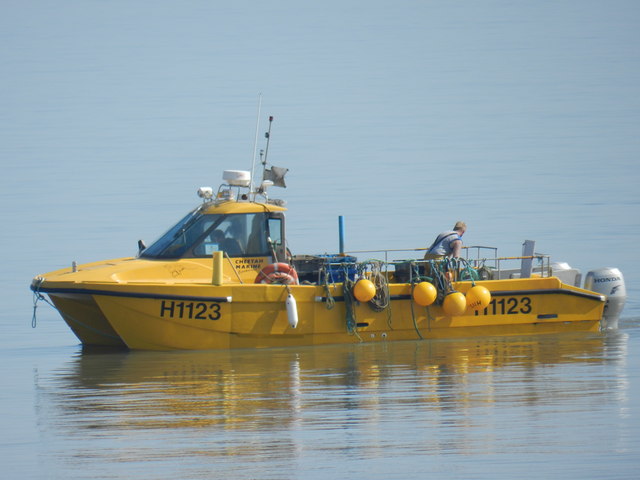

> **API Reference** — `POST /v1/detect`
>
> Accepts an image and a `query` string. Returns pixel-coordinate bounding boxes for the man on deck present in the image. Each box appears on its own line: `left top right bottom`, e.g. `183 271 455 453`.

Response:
425 221 466 258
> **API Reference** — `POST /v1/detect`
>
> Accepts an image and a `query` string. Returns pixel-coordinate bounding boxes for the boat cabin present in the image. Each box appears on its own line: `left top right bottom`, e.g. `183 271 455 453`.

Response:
139 200 289 275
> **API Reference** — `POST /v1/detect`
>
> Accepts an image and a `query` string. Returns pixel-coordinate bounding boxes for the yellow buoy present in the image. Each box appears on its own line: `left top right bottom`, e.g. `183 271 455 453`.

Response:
354 278 376 302
413 281 437 306
466 285 492 311
443 291 467 316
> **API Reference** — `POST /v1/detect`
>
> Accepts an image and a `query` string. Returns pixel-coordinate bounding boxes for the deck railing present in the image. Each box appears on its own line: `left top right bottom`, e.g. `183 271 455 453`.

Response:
343 245 552 280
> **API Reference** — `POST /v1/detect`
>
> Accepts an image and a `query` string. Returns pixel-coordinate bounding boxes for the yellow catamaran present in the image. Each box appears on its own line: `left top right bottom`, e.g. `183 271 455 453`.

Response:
30 126 626 351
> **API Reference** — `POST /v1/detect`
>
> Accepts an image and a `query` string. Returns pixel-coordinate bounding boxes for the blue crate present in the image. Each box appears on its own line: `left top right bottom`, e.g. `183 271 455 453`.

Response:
317 254 358 283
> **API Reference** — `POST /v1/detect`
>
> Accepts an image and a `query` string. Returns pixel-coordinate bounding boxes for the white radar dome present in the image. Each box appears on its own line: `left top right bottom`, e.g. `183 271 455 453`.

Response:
223 170 251 187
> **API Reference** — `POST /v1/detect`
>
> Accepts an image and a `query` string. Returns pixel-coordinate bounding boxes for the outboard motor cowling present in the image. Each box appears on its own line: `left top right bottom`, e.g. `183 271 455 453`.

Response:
584 267 626 330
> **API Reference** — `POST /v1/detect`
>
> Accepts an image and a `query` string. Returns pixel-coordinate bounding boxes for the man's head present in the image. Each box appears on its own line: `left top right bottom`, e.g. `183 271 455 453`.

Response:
453 221 466 235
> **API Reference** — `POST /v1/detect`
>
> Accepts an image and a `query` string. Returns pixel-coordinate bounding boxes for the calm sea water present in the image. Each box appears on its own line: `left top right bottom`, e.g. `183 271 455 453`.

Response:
2 1 640 479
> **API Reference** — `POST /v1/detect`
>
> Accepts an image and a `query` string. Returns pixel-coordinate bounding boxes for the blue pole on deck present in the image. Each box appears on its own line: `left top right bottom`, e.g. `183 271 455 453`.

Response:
338 216 345 255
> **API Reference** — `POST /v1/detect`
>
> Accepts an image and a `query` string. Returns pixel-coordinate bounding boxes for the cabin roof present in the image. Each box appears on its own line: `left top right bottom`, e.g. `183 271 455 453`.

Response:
202 200 287 215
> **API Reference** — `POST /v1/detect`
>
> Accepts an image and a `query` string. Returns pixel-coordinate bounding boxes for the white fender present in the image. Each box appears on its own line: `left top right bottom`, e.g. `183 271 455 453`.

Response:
286 293 298 329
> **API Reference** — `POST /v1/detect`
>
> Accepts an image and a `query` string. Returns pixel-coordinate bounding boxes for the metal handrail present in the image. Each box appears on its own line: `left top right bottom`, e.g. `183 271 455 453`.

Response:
343 246 553 279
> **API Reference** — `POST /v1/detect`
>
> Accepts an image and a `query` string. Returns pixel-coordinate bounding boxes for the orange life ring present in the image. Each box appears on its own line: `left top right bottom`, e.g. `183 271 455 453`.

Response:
255 263 299 285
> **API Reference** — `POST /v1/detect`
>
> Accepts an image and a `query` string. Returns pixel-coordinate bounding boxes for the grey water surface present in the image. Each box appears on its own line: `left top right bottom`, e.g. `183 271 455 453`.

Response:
2 1 639 479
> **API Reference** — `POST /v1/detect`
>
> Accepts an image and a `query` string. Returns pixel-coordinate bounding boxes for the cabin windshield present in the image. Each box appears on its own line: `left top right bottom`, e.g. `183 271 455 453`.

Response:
140 211 270 259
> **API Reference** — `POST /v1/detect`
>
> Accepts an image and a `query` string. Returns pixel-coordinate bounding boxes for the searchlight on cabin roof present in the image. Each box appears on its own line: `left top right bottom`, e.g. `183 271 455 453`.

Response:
197 186 214 200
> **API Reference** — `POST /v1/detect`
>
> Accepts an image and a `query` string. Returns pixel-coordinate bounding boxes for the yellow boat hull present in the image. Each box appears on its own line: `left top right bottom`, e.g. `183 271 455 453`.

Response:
47 293 126 348
40 277 601 351
31 256 605 350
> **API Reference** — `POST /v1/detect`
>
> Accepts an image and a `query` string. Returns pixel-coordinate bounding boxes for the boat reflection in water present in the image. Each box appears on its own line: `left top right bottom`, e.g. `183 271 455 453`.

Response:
42 331 628 441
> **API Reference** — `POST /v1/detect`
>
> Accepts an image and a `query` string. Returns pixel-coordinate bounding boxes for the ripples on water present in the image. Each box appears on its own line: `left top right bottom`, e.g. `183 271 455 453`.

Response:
30 327 637 479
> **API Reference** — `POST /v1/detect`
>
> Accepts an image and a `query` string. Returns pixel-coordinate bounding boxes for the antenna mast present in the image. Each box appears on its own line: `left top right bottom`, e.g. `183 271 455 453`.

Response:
262 115 274 169
249 93 262 194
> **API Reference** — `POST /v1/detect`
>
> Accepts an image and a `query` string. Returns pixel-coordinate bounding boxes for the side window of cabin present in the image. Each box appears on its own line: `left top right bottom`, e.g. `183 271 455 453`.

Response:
245 213 269 256
267 214 287 261
268 217 282 246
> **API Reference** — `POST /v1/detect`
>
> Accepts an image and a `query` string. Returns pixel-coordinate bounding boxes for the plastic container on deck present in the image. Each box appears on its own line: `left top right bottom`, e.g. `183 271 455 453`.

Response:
291 255 325 283
291 254 358 284
318 254 358 283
